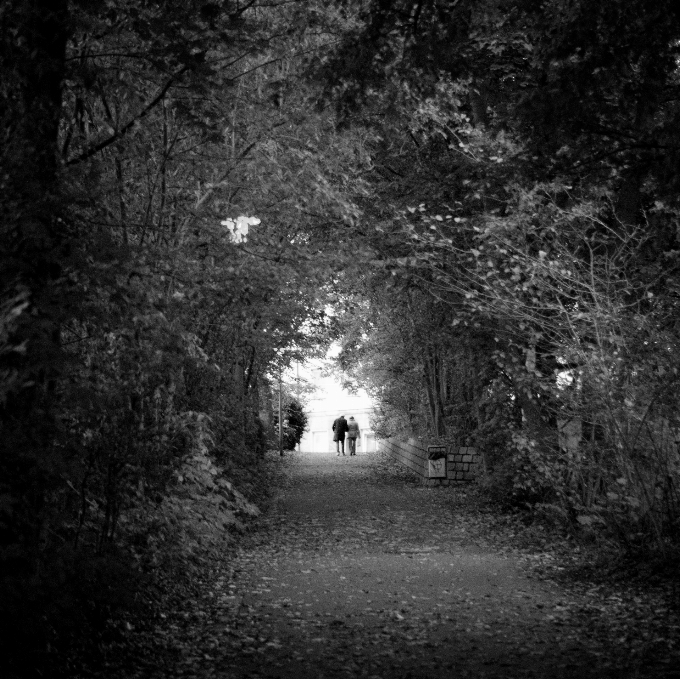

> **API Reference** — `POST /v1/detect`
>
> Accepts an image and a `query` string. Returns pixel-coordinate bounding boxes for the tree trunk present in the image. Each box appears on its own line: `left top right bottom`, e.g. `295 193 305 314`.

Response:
423 347 446 437
515 388 557 450
469 81 489 128
0 0 69 402
0 0 69 578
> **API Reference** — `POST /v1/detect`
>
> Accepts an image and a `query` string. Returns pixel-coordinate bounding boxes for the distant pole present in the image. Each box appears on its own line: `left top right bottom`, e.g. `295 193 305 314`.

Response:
278 366 283 456
296 361 300 452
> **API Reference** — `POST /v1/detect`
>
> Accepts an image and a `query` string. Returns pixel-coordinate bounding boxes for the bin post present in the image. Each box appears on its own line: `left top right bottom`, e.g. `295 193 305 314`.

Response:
278 368 283 456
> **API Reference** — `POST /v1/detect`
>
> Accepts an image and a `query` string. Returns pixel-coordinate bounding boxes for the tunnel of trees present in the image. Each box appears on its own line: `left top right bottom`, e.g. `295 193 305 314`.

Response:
2 0 680 675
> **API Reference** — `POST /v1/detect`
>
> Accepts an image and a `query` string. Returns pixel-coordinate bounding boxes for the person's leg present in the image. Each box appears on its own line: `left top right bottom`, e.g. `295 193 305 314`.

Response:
341 437 345 454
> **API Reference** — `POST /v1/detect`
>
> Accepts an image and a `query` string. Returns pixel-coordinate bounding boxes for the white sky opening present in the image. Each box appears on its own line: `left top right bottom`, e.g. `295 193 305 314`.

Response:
285 343 376 453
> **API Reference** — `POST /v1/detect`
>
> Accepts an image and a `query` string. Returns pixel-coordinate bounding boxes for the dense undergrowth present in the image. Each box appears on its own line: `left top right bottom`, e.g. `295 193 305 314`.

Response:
1 430 267 679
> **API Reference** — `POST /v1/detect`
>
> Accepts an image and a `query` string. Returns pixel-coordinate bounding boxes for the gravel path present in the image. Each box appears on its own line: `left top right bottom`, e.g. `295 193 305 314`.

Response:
116 450 678 679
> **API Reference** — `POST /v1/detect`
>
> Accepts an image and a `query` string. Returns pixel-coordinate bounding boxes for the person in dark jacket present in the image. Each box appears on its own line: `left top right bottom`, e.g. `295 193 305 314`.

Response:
332 414 349 455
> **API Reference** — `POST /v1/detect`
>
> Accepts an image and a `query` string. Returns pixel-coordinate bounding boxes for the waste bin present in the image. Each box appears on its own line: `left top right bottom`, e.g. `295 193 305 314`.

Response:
427 445 447 478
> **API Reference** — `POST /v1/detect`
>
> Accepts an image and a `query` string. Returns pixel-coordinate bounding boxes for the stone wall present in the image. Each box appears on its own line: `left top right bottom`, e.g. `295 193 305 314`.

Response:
381 439 481 486
445 447 479 484
380 438 429 477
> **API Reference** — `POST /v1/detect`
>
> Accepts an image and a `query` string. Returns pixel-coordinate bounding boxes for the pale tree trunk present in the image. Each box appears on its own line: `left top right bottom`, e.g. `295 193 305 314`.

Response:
469 81 489 128
423 346 447 437
515 388 557 450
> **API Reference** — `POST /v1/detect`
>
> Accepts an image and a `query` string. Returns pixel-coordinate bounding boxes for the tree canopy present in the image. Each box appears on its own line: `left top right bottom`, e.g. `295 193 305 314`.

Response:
325 0 680 544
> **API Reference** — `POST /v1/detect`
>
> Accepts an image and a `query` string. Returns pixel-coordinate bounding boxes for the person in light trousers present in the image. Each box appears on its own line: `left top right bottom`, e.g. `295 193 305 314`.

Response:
346 416 360 456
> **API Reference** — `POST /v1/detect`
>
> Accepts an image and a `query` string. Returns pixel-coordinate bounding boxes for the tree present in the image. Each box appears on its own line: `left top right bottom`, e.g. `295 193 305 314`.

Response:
285 399 308 450
1 1 370 674
1 1 72 672
321 0 680 545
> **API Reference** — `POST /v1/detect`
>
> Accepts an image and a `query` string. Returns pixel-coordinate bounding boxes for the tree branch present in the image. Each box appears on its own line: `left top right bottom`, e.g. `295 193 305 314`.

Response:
66 66 188 166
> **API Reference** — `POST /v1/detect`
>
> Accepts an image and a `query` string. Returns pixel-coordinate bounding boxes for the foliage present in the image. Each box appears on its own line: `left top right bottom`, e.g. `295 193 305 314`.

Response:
5 0 680 673
1 1 367 676
283 399 309 451
124 418 260 575
323 0 680 555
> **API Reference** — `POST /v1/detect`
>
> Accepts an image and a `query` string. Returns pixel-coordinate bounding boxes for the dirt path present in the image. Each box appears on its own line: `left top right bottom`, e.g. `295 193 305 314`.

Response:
117 451 678 679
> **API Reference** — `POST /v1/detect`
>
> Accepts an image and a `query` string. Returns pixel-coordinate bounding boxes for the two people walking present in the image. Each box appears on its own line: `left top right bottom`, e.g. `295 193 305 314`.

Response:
332 415 360 456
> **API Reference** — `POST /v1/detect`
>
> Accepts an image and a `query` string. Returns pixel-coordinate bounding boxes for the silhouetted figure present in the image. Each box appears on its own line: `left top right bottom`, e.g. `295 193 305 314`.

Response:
347 416 360 456
332 414 348 455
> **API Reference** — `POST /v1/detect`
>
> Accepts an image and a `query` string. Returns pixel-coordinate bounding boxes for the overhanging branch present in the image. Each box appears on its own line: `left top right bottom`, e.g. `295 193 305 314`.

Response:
66 65 189 166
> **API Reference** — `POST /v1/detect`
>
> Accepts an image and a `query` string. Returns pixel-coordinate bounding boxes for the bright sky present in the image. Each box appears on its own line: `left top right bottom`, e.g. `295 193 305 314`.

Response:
286 345 373 414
